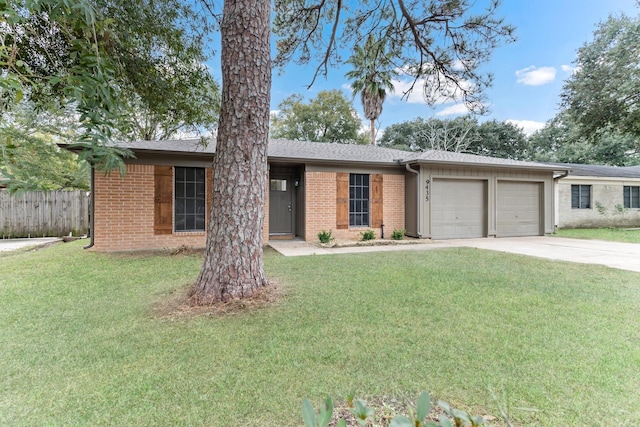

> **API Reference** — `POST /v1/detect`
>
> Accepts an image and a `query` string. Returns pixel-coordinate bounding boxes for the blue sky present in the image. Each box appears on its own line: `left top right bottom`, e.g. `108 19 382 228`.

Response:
259 0 638 137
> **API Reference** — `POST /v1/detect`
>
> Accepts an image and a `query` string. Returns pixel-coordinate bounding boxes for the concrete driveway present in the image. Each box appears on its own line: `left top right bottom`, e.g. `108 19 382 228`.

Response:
269 236 640 273
440 236 640 273
0 237 61 252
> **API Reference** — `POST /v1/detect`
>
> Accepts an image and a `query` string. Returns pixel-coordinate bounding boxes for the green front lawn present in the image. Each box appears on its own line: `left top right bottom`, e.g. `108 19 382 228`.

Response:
555 227 640 243
1 242 639 426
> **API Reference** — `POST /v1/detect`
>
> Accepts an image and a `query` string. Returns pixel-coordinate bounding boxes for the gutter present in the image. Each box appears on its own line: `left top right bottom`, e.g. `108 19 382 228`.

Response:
405 163 422 238
84 165 95 249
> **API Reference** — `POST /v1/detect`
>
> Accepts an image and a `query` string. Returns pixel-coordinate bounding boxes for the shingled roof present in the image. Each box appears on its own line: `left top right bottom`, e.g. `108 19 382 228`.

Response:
548 163 640 178
105 138 565 171
404 149 561 171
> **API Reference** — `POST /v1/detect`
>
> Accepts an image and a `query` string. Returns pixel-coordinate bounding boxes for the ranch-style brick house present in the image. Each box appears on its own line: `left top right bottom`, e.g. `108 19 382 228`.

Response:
75 139 567 251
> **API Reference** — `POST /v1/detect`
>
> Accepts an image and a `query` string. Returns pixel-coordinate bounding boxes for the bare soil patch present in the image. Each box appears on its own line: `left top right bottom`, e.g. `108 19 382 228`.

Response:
325 396 511 427
153 278 286 320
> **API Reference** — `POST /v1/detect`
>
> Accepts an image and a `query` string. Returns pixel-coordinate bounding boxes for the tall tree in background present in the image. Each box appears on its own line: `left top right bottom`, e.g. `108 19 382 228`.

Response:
379 116 479 152
0 104 90 191
345 36 396 145
472 120 529 160
528 113 639 165
561 12 640 140
379 116 530 159
0 0 219 168
270 90 367 144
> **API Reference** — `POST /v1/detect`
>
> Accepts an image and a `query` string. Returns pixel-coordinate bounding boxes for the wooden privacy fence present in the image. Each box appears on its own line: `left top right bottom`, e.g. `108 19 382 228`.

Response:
0 190 90 238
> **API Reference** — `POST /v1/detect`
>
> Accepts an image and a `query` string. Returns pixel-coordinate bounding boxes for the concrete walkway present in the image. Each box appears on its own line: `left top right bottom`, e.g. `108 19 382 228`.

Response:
0 237 61 252
268 236 640 274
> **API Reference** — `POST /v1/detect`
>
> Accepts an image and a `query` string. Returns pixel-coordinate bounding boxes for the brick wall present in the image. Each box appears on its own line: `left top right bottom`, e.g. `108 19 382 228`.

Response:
304 171 405 241
93 164 208 251
93 165 405 250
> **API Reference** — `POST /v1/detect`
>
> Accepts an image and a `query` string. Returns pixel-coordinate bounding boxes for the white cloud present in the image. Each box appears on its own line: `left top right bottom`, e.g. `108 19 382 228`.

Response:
506 119 546 136
387 72 475 106
515 66 557 86
388 78 429 104
436 104 469 116
561 64 579 74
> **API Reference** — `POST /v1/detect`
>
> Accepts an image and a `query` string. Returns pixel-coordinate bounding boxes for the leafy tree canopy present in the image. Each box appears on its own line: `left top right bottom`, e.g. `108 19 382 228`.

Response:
473 119 529 160
379 116 528 159
1 0 219 171
0 103 90 191
270 90 368 144
345 35 397 144
561 12 640 140
528 113 639 166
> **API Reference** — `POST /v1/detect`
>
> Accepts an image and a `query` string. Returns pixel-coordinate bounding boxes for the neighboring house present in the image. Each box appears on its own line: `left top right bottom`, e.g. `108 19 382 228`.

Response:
553 163 640 228
65 139 566 251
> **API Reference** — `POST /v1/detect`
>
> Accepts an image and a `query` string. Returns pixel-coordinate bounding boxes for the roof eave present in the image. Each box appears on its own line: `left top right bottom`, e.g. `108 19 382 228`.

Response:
267 156 399 168
403 158 568 172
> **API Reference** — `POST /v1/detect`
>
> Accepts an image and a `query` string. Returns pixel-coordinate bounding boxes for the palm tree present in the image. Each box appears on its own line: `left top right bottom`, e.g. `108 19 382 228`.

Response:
345 35 396 145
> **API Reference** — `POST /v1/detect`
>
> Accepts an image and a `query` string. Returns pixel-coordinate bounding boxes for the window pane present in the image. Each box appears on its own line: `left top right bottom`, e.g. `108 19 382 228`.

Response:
186 215 195 231
195 215 205 230
175 182 185 198
186 200 195 214
624 186 631 208
175 199 185 215
349 173 370 227
196 183 205 199
175 167 206 231
580 186 591 209
175 214 185 231
270 179 287 192
571 185 579 209
175 167 185 182
633 187 640 208
186 183 195 198
196 198 206 214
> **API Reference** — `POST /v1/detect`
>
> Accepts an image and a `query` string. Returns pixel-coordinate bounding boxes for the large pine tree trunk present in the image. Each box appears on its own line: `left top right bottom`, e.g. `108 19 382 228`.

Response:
189 0 271 304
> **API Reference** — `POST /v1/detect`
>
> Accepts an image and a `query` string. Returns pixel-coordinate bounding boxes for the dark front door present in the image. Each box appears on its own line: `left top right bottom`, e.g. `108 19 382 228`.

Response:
269 176 294 235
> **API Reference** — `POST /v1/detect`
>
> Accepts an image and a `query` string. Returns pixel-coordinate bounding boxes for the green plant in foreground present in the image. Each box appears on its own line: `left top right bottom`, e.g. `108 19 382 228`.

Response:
343 389 357 408
302 396 346 427
349 399 375 426
318 229 334 243
391 228 405 240
303 391 492 427
360 229 375 241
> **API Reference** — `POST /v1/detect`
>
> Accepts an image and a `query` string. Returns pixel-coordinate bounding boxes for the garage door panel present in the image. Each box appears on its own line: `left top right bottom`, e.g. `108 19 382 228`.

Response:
497 181 541 237
432 179 486 239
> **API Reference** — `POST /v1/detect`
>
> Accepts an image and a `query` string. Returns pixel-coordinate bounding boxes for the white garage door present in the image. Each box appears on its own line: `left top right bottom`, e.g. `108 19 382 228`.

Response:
497 181 542 237
431 179 486 239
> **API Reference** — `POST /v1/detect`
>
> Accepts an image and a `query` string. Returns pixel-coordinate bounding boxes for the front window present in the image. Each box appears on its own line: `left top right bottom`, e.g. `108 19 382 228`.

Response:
571 184 591 209
624 186 640 208
349 173 369 226
174 167 206 231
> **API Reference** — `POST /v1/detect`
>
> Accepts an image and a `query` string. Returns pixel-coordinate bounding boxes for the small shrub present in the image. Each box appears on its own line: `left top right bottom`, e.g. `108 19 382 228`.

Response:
303 391 494 427
317 229 334 244
391 228 405 240
360 229 375 241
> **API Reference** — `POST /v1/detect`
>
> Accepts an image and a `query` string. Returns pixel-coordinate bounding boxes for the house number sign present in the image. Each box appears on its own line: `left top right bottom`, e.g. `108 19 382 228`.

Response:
425 179 430 202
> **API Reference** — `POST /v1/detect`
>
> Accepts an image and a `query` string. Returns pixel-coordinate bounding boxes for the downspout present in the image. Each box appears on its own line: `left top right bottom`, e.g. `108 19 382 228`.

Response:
84 165 95 249
552 169 570 232
405 163 422 238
